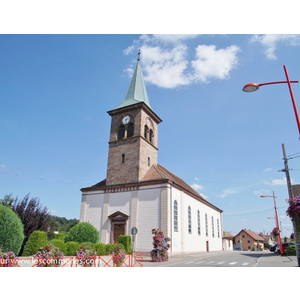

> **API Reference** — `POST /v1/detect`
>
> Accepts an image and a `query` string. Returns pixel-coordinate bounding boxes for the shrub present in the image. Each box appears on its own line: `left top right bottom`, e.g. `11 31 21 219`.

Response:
284 245 296 256
64 222 99 244
52 233 65 241
94 243 106 255
22 230 47 256
80 242 94 250
50 239 66 253
0 204 24 255
32 244 64 267
65 241 80 256
105 243 125 255
117 235 132 254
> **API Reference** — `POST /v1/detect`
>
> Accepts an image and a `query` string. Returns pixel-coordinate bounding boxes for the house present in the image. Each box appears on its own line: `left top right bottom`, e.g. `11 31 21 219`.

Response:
222 231 234 251
79 58 223 255
234 229 264 251
259 233 275 247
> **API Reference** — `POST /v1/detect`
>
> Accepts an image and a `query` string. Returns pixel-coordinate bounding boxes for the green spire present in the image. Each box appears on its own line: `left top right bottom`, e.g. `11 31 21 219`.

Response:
113 61 151 110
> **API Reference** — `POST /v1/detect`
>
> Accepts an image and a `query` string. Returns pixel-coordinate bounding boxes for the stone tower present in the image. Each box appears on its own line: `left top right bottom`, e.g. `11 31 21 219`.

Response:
106 60 162 186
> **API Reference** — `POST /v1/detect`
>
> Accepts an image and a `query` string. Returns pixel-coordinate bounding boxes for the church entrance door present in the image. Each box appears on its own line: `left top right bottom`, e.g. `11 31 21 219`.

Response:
113 223 125 243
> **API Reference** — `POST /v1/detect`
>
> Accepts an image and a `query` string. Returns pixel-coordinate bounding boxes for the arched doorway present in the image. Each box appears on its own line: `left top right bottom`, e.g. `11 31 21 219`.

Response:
108 211 129 244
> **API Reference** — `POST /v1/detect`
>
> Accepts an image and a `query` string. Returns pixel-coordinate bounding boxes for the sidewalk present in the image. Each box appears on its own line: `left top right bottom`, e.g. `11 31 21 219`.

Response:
256 253 298 267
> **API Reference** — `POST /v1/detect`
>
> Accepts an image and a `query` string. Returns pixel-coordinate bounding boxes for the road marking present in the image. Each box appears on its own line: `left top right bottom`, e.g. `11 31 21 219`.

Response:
216 261 225 265
195 261 204 264
229 262 237 265
206 261 215 264
183 261 194 265
242 262 249 266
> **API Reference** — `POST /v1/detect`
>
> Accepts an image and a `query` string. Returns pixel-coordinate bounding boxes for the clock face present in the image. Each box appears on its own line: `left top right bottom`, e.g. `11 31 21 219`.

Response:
122 116 130 124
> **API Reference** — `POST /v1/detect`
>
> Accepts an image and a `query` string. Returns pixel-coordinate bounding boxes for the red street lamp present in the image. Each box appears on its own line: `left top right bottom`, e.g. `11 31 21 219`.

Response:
243 65 300 138
261 192 283 255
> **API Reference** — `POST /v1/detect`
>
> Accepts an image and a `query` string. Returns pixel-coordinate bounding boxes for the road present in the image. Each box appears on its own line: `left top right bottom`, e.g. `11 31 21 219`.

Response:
142 251 298 267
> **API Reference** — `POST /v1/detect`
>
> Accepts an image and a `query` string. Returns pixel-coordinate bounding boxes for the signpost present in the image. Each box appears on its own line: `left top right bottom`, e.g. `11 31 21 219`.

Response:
131 227 138 253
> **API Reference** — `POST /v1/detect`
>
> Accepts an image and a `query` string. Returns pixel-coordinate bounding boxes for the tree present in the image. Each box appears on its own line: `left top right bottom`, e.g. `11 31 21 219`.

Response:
0 204 24 255
3 194 51 254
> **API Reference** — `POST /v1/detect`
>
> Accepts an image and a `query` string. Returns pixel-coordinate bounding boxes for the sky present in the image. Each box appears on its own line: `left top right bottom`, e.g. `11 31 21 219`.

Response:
1 33 300 239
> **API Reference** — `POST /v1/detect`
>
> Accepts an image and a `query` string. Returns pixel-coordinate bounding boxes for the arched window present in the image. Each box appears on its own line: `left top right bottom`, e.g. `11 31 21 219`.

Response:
144 125 148 139
118 125 125 140
174 200 178 232
205 214 208 237
127 123 134 138
212 216 215 238
149 129 153 143
217 219 220 238
188 206 192 234
197 210 201 235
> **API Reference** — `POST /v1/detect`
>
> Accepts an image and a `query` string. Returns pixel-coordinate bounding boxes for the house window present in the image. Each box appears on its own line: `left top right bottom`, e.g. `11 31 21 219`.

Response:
248 240 251 243
121 154 125 164
205 214 208 237
118 125 125 140
217 219 220 238
148 157 150 167
197 210 201 235
127 123 134 138
174 200 178 232
212 216 215 238
188 206 192 234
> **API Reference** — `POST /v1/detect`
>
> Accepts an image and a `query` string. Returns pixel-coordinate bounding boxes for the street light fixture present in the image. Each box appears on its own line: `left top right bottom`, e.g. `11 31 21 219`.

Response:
261 192 283 255
242 65 300 138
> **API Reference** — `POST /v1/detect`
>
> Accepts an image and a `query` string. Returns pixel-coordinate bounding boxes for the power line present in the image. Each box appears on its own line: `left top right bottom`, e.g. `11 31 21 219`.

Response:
0 170 94 183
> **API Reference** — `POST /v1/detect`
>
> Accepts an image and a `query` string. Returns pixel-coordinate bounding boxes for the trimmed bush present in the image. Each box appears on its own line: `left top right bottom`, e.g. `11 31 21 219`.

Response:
0 204 24 255
94 243 106 255
117 235 132 254
64 222 99 244
52 233 65 241
105 243 125 255
284 245 296 256
65 241 80 256
22 230 47 256
50 239 66 253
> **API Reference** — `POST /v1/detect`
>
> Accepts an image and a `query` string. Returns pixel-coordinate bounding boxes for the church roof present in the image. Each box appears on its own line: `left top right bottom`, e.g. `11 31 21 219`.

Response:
81 164 222 213
112 61 151 111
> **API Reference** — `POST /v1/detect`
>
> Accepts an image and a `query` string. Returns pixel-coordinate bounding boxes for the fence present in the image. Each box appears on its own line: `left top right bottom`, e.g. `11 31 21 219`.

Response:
0 253 143 267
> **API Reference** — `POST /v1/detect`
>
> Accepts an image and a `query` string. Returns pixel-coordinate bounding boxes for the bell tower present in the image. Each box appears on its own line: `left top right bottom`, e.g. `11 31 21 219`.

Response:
106 60 162 186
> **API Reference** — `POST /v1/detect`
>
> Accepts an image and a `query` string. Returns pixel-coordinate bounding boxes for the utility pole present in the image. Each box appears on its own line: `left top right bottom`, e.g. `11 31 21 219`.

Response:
280 143 294 199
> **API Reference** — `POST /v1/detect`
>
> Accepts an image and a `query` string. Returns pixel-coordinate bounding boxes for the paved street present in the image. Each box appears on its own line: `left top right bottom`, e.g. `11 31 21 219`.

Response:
142 251 298 267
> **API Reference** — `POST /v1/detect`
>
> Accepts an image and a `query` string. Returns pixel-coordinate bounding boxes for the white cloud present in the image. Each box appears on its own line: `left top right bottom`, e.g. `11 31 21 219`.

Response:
250 34 300 60
191 183 204 191
191 45 240 83
123 35 240 89
263 168 272 172
0 164 6 169
254 190 270 196
220 188 240 198
263 177 289 186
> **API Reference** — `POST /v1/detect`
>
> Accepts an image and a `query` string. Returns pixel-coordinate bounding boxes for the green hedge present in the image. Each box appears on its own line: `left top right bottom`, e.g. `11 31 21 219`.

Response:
64 222 99 244
52 233 65 241
50 239 66 253
22 230 48 256
105 243 125 255
117 235 132 254
0 204 24 255
65 241 80 256
94 243 106 255
284 245 296 256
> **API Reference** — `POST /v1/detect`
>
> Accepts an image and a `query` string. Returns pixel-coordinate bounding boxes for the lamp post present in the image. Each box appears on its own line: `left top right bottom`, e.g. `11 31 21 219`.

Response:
242 65 300 138
261 192 283 255
244 65 299 265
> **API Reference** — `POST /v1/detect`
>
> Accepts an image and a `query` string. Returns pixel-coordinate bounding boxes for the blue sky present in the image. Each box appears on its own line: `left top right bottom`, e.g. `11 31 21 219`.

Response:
1 33 300 238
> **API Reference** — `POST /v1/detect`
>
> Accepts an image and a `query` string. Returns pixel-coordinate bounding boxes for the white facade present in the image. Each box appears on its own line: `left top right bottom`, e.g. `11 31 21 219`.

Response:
80 181 223 254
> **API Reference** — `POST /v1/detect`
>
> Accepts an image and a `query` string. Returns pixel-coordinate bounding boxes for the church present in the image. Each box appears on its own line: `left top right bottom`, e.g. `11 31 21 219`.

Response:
80 58 223 254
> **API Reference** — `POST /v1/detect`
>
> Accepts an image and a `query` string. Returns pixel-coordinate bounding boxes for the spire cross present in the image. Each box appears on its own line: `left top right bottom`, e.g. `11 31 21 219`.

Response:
137 49 141 61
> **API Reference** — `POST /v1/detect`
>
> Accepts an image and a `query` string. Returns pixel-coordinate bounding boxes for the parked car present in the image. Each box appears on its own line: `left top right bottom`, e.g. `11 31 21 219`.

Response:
233 245 242 251
270 244 278 252
275 243 295 253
